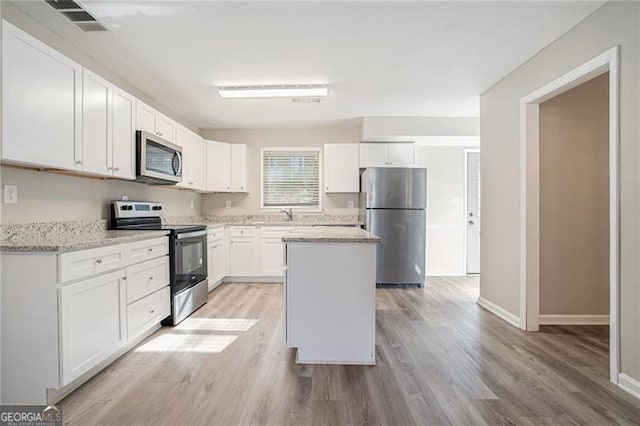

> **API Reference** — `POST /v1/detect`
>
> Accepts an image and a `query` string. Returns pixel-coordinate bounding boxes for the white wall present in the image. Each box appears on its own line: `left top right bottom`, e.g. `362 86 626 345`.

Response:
480 2 639 381
416 145 476 276
201 128 360 215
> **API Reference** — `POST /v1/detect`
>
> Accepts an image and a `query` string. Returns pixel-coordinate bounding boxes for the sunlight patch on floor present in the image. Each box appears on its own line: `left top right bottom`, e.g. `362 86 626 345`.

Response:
135 333 238 353
173 317 259 332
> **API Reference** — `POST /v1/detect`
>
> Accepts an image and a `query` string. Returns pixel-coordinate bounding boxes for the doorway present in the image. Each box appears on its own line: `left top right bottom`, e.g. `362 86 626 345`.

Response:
519 47 619 383
465 149 481 274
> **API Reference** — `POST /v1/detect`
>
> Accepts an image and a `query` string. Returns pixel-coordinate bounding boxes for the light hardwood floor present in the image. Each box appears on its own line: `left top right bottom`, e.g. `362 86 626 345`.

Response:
59 277 640 425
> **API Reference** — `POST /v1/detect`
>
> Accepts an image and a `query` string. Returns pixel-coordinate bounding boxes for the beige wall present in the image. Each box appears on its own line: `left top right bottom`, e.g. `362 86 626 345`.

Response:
201 128 360 215
539 73 609 315
415 145 472 276
0 166 200 225
480 2 639 380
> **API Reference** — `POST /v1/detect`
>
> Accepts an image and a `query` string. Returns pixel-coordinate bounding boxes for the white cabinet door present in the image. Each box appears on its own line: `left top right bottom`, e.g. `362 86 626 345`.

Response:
229 238 257 276
135 100 157 135
212 242 226 283
230 144 248 192
359 144 387 168
191 135 205 190
59 269 126 385
324 144 360 193
157 114 176 143
387 144 415 167
111 88 136 179
82 69 112 176
205 140 231 192
2 21 82 171
207 243 216 291
261 238 284 277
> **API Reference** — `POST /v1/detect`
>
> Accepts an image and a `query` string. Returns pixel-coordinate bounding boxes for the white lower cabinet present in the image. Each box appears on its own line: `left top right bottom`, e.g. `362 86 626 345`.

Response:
127 286 170 341
0 236 170 404
59 269 127 386
261 239 284 276
229 233 258 276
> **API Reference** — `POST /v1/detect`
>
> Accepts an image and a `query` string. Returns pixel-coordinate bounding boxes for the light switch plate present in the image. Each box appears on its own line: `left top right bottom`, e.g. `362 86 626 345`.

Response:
4 184 18 204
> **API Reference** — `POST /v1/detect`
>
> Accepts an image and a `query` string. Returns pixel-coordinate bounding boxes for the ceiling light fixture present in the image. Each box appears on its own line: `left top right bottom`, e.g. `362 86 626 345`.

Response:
218 84 329 99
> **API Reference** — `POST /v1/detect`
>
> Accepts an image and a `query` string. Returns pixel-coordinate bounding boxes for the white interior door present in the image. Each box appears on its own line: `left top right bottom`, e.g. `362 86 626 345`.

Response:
466 151 481 274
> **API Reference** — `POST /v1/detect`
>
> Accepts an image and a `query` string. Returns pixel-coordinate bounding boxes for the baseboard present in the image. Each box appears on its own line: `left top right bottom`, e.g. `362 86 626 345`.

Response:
618 373 640 399
477 297 521 328
539 314 610 325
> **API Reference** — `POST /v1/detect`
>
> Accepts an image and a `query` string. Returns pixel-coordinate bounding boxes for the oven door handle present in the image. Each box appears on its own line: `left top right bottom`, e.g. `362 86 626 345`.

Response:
176 230 207 240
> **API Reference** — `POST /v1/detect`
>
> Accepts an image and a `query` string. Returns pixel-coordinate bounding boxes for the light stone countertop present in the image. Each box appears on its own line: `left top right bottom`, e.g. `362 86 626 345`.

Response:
282 226 380 243
0 229 170 253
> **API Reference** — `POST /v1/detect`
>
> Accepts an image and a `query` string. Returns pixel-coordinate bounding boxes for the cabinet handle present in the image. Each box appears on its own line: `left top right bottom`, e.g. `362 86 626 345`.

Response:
189 182 194 185
95 258 103 264
159 132 163 137
149 276 154 280
227 186 230 189
75 160 82 165
107 166 113 171
150 309 155 314
113 167 120 172
148 248 153 252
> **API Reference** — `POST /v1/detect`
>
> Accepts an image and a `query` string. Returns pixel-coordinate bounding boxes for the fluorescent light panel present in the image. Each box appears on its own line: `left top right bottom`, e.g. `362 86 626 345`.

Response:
218 84 328 99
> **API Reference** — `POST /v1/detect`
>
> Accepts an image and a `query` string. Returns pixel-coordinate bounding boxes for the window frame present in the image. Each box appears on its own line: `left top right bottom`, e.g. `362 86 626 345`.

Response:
260 147 323 211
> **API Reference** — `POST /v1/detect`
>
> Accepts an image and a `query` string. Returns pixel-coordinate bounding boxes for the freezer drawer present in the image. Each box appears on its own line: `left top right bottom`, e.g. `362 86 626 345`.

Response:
366 208 426 285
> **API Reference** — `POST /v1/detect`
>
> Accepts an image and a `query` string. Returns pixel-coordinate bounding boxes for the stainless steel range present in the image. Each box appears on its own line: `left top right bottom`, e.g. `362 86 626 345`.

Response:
110 201 208 325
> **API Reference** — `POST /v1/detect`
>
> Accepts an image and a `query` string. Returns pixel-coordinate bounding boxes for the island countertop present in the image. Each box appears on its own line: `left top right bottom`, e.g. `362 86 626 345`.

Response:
282 226 381 243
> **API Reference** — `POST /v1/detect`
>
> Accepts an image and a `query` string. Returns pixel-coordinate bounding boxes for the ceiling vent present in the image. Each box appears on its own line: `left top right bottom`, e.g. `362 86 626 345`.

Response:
45 0 109 32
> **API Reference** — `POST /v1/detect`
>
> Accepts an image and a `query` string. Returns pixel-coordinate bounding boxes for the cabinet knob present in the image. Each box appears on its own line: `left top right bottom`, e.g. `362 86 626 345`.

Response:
113 167 120 172
227 186 230 189
150 309 155 314
149 276 154 280
75 160 82 165
159 132 163 137
148 248 153 252
95 258 103 264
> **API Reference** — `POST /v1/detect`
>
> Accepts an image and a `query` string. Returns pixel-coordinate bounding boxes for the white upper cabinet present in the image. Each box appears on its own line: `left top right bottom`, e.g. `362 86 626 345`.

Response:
135 100 177 143
111 88 136 179
205 140 231 192
176 125 205 191
230 144 248 192
82 69 112 176
2 21 82 171
387 143 415 166
82 69 135 179
359 143 415 168
324 144 360 193
204 141 247 193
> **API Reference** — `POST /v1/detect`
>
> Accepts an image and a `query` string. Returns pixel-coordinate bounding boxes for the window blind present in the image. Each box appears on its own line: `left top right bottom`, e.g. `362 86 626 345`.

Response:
262 150 320 207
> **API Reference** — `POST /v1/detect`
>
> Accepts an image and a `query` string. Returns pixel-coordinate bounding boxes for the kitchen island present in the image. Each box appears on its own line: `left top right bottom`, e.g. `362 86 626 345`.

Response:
282 227 381 365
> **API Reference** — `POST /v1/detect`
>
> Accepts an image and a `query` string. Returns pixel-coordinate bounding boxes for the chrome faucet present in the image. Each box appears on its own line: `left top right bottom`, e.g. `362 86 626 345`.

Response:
280 208 293 222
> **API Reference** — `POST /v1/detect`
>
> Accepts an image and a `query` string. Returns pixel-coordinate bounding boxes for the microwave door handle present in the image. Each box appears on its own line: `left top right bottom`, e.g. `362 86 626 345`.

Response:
173 151 183 176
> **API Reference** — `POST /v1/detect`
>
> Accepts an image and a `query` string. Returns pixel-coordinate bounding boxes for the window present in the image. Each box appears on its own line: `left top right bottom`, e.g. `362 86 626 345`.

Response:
261 148 321 208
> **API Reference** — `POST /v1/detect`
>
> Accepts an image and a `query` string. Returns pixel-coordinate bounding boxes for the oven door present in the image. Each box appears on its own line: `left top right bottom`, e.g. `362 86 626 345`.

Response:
173 230 208 294
136 130 182 184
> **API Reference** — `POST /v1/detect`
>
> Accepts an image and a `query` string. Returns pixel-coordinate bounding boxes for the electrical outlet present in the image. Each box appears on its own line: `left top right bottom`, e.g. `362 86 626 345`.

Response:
348 200 354 209
190 200 195 210
225 200 231 209
121 195 129 201
4 184 18 204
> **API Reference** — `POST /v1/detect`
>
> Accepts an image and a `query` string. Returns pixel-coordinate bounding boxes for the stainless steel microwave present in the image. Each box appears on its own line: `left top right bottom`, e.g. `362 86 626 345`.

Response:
136 130 182 185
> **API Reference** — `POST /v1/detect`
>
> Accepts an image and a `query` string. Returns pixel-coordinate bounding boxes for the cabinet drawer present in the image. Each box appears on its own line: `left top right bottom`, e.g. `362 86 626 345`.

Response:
127 286 170 342
260 227 293 239
229 226 256 238
125 256 169 304
208 227 224 242
59 244 126 283
125 237 169 265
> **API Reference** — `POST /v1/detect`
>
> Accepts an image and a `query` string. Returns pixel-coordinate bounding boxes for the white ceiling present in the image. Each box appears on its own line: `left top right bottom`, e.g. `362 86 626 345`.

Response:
11 1 603 129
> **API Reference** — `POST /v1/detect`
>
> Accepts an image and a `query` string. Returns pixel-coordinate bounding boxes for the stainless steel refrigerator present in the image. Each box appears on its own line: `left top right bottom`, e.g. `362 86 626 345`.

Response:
360 168 426 287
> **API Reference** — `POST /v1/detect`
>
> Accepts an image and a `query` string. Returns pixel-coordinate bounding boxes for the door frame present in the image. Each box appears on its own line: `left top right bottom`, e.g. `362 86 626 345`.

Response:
519 46 619 383
464 148 481 275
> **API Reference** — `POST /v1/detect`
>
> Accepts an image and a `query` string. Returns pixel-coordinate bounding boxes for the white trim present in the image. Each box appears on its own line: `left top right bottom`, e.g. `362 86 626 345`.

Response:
538 315 610 325
260 147 323 210
223 277 283 283
519 46 620 383
464 148 480 275
618 373 640 399
477 297 521 328
426 271 466 277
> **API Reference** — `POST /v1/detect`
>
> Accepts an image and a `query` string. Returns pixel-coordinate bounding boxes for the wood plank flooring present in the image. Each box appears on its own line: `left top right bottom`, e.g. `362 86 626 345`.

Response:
59 277 640 425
